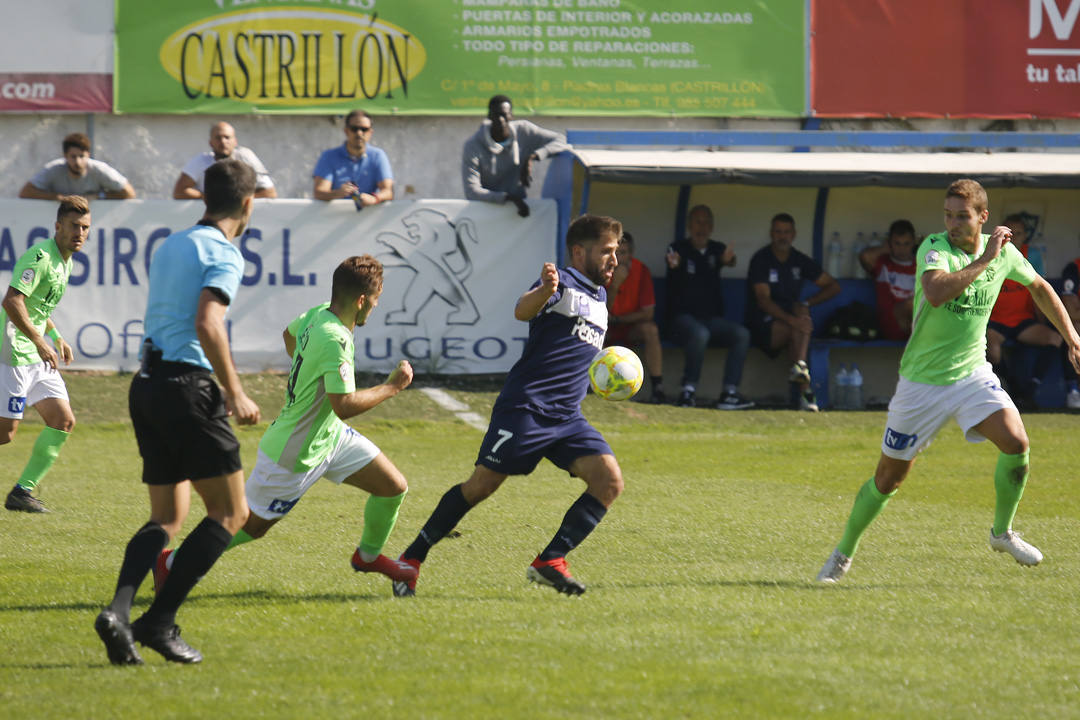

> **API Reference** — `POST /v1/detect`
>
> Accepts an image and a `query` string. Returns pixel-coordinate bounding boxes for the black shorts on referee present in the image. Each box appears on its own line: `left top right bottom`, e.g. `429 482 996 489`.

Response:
129 361 242 485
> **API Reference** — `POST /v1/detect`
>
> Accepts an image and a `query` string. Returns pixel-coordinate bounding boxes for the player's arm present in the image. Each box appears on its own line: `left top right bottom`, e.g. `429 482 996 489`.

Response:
195 288 260 425
922 226 1009 307
173 173 202 200
858 245 887 274
1 286 59 369
104 182 136 199
1028 276 1080 371
804 272 841 307
43 318 73 365
328 360 412 420
514 263 559 320
18 182 58 200
752 282 809 331
282 328 296 358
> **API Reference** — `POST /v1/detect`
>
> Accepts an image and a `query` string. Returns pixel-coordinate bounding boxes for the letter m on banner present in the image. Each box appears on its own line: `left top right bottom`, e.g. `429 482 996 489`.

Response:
1030 0 1080 39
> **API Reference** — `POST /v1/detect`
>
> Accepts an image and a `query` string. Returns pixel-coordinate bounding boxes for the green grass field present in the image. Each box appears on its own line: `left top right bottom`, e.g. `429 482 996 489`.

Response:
3 373 1080 719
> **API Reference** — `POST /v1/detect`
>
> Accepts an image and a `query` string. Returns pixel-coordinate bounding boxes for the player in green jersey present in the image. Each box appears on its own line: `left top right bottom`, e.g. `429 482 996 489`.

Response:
154 254 418 589
817 179 1080 583
2 196 89 513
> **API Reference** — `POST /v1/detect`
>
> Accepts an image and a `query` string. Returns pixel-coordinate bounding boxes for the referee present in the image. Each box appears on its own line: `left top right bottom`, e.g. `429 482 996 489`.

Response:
95 159 261 664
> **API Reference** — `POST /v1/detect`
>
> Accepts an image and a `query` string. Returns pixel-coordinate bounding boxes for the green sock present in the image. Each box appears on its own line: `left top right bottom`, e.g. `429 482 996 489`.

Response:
358 491 407 558
17 427 70 492
992 450 1029 536
225 529 256 551
836 478 896 558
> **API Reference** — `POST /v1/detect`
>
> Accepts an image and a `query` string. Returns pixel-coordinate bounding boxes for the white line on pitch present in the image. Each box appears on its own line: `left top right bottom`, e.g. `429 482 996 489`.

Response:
420 387 487 430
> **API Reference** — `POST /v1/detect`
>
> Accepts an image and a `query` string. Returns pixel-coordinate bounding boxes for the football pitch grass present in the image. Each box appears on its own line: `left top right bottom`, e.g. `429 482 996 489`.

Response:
3 373 1080 719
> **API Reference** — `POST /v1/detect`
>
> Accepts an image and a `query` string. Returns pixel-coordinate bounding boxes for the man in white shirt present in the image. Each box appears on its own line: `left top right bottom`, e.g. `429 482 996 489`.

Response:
173 122 276 200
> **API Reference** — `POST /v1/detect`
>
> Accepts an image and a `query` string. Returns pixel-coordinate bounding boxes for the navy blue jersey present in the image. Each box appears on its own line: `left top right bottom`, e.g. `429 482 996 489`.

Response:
745 245 823 327
666 238 729 320
495 266 608 420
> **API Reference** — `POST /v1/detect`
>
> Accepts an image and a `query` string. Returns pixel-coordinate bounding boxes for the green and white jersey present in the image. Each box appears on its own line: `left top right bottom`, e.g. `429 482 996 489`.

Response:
259 303 356 472
1 238 71 367
900 232 1036 385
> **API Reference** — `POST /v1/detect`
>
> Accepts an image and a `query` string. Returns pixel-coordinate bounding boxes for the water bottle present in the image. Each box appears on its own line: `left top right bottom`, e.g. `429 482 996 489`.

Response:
826 232 844 278
850 363 865 410
834 363 850 410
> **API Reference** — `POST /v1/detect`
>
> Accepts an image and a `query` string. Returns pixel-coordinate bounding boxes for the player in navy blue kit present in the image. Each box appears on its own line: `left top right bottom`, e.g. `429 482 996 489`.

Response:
394 214 624 596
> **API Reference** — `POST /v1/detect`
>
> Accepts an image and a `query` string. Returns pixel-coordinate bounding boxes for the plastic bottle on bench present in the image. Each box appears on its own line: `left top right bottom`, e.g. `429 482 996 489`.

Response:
850 363 865 410
826 232 845 278
834 363 850 410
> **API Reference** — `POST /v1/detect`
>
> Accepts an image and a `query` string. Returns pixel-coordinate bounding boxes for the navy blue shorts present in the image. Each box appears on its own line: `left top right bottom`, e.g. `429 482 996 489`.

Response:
475 408 612 476
988 318 1039 341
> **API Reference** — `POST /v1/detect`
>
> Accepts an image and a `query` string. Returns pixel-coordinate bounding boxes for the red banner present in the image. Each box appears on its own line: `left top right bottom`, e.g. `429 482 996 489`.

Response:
812 0 1080 118
0 73 112 113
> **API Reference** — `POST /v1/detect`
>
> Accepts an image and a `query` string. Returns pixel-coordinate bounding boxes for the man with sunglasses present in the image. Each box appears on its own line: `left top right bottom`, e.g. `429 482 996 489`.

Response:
313 110 394 208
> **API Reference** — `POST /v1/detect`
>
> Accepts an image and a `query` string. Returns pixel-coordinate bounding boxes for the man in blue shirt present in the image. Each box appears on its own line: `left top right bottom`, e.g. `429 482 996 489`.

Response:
746 213 840 411
95 159 261 666
313 109 394 208
394 214 624 597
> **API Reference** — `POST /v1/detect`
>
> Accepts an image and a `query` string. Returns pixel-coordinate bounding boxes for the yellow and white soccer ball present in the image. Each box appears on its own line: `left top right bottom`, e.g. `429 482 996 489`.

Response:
588 346 644 401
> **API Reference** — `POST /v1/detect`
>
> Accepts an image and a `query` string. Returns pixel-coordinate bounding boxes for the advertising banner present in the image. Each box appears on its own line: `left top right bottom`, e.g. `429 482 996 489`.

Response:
812 0 1080 118
0 0 113 112
114 0 805 117
0 199 554 373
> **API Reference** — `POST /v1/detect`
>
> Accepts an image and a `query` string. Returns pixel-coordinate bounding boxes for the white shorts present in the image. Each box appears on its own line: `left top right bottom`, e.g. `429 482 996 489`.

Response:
246 426 381 519
1 362 69 420
880 362 1016 461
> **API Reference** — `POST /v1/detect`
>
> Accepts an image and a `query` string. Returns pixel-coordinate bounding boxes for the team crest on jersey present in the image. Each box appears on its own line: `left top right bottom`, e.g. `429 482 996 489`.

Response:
338 362 350 384
792 267 801 280
924 249 940 265
769 269 779 283
1066 279 1076 294
20 268 34 285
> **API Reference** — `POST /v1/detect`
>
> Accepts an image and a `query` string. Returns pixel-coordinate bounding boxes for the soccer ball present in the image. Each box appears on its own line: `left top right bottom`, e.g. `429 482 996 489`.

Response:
588 346 644 401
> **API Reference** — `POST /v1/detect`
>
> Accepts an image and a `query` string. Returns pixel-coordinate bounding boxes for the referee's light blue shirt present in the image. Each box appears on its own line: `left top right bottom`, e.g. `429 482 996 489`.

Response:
312 144 393 194
144 224 244 370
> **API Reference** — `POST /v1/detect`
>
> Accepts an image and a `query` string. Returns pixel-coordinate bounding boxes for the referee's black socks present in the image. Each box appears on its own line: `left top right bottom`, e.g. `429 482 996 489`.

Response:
142 516 231 628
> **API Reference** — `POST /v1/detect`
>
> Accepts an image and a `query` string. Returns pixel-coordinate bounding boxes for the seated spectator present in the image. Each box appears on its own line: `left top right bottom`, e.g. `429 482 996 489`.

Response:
745 213 840 411
313 110 393 207
1061 256 1080 408
19 132 135 200
665 205 753 410
857 219 917 340
986 213 1063 410
606 231 665 403
174 122 276 199
462 95 569 218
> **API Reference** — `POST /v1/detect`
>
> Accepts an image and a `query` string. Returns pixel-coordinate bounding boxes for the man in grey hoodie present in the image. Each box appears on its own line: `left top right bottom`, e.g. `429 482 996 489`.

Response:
462 95 569 218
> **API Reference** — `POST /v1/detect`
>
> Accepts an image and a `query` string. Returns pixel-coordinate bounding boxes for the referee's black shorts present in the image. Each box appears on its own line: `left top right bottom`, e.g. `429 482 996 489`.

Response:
129 361 242 485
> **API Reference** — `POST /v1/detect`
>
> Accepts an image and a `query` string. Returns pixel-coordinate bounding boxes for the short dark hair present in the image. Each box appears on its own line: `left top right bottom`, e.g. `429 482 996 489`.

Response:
488 95 512 115
56 195 90 222
566 214 622 253
345 109 371 126
620 230 634 249
888 219 916 239
1003 213 1025 225
62 133 91 154
688 205 714 225
771 212 796 228
332 255 383 303
203 159 256 216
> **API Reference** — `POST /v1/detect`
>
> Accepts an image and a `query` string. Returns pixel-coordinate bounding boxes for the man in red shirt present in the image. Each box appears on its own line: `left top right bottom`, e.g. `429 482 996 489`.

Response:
606 231 665 403
857 219 917 341
986 214 1063 410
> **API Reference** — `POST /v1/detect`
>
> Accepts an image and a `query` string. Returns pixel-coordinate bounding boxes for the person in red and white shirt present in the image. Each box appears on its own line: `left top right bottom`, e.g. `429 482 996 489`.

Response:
605 231 665 403
858 219 917 341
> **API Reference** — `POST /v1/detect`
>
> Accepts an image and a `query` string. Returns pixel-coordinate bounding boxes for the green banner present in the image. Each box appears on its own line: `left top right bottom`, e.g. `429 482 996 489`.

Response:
115 0 805 116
